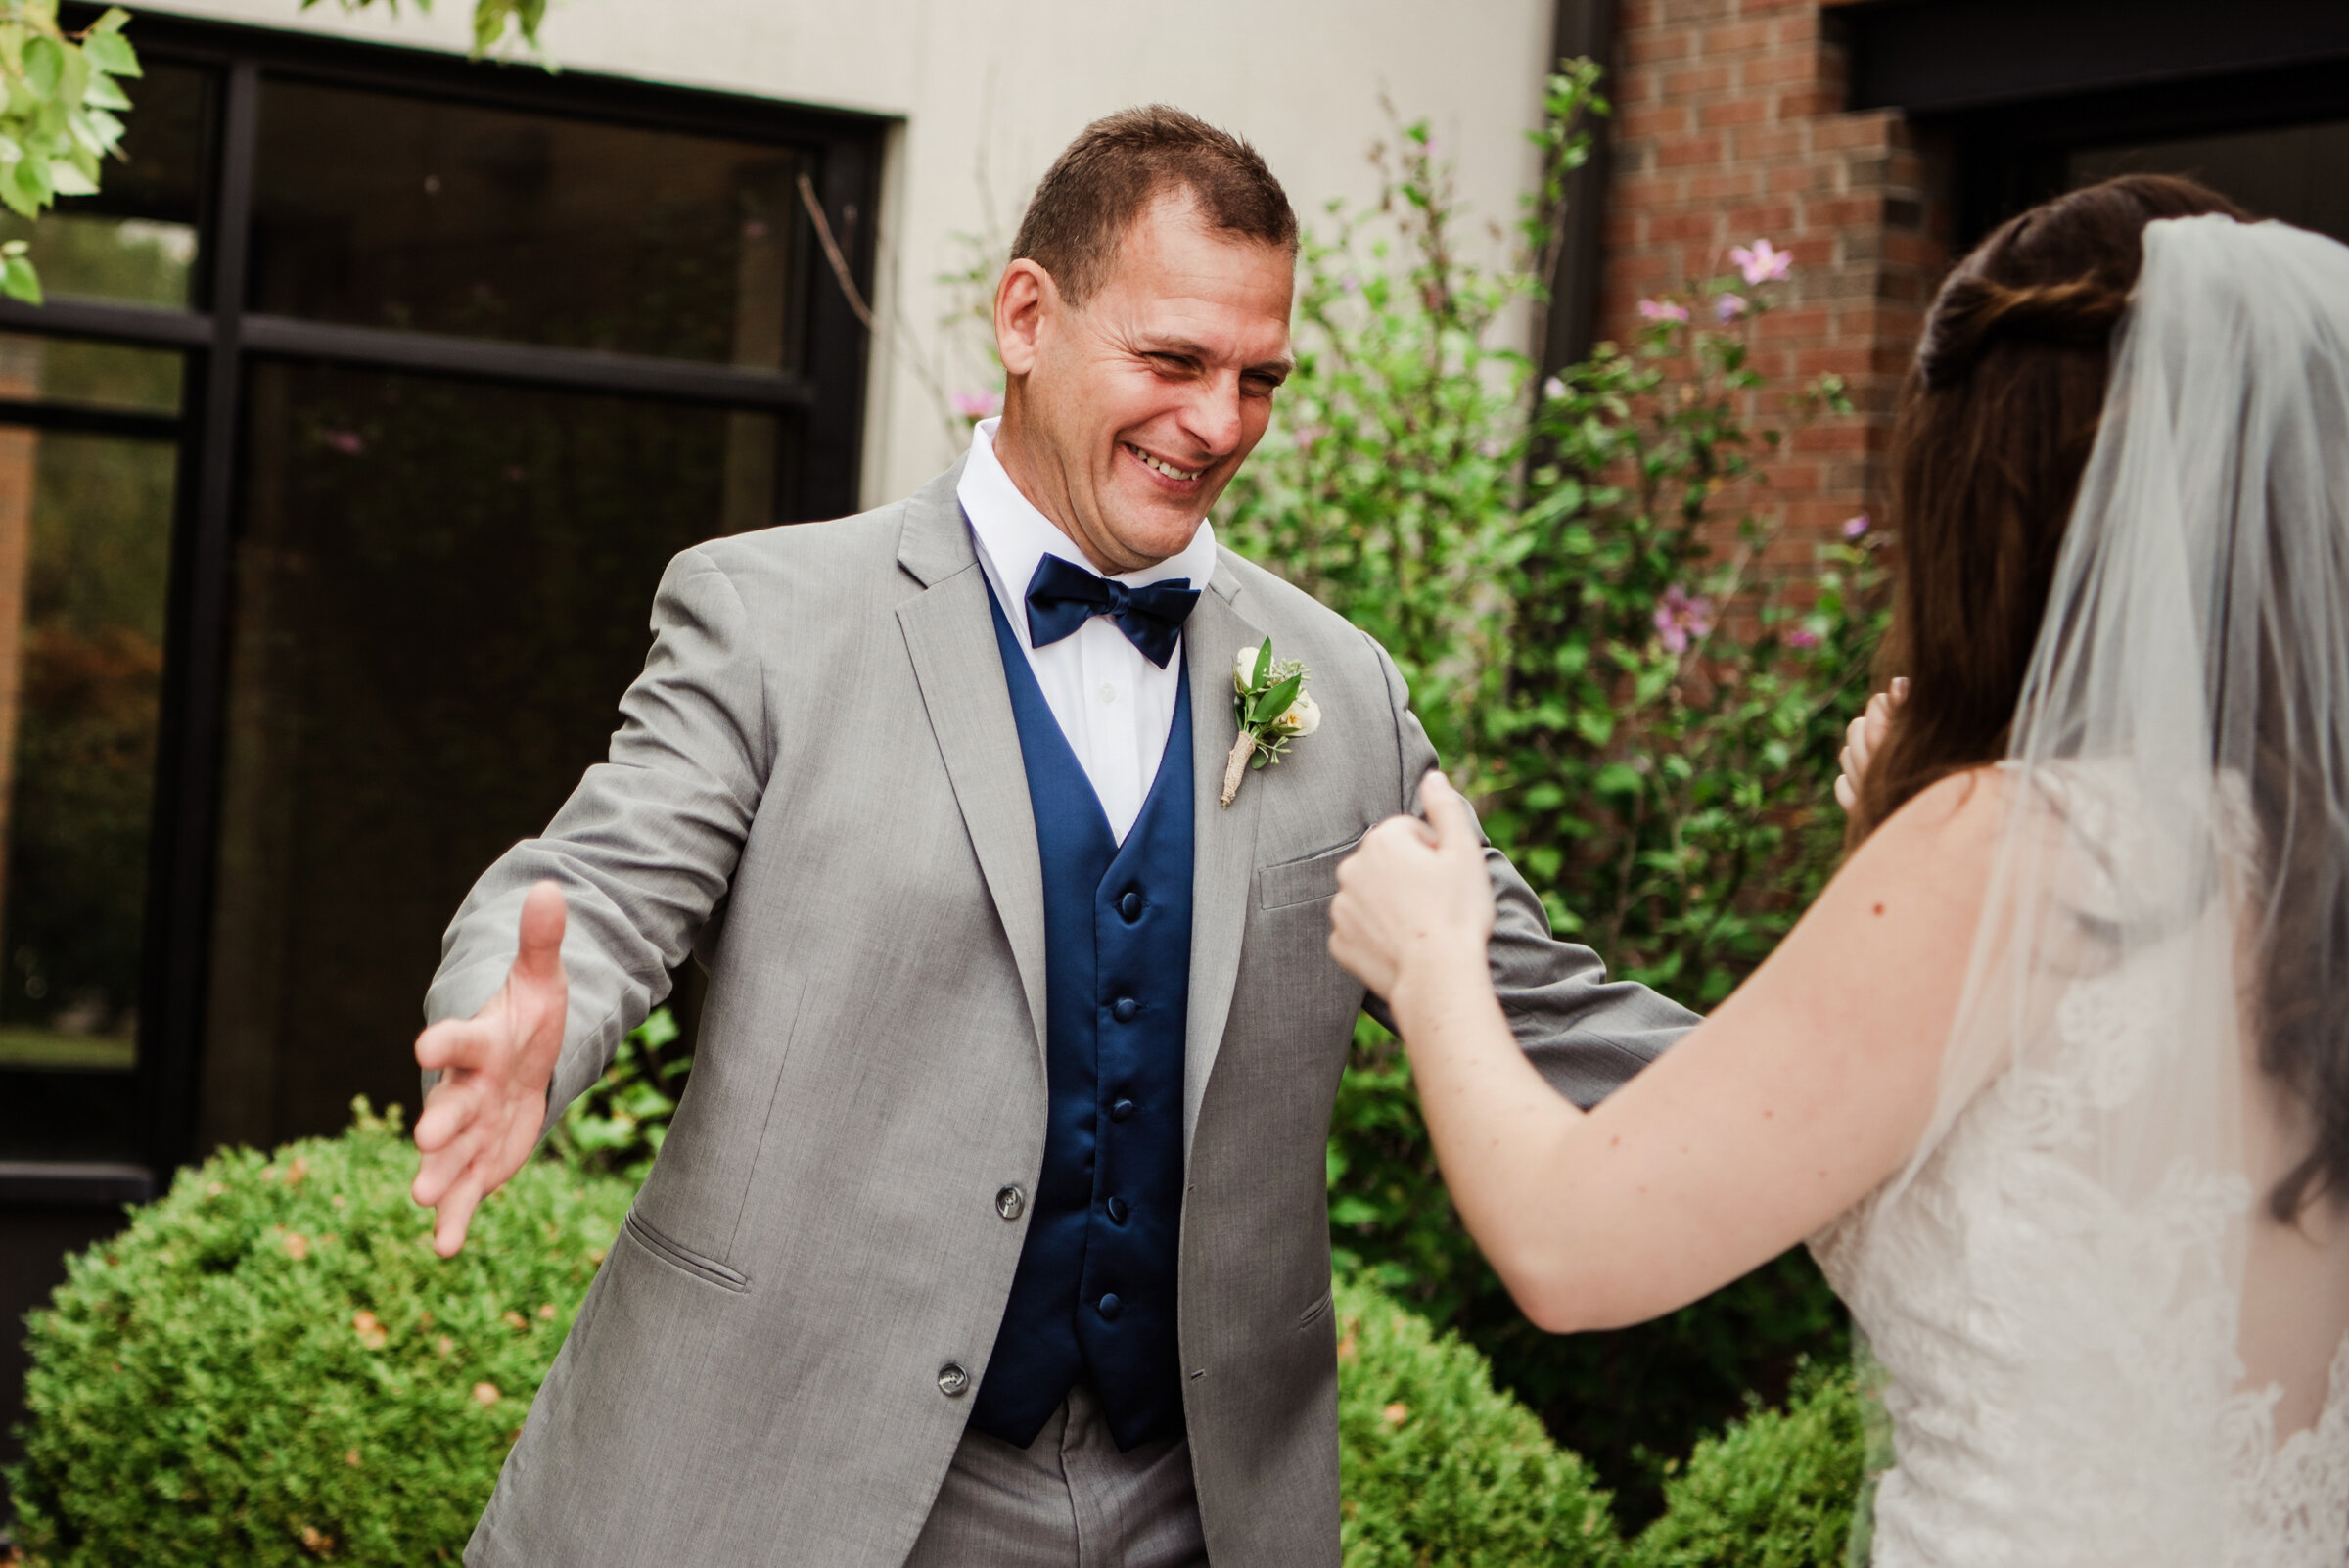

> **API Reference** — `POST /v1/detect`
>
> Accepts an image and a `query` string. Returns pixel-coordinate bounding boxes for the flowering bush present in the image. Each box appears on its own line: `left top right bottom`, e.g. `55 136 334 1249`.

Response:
1220 62 1888 1518
5 1103 631 1566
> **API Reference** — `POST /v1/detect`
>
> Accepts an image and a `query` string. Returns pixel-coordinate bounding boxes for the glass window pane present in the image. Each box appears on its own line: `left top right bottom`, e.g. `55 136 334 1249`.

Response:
250 80 813 368
202 365 796 1150
0 61 214 309
2070 121 2349 246
0 429 177 1159
0 335 185 416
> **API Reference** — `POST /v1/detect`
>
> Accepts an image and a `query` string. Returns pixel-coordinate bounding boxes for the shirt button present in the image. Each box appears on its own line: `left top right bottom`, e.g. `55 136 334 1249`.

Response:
1111 1098 1135 1122
994 1185 1025 1221
1106 1196 1129 1224
938 1363 971 1398
1097 1293 1123 1321
1118 890 1143 922
1099 683 1117 703
1112 997 1140 1023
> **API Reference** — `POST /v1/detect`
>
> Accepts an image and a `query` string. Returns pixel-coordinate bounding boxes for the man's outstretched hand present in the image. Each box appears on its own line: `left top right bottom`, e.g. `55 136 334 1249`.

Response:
412 880 569 1257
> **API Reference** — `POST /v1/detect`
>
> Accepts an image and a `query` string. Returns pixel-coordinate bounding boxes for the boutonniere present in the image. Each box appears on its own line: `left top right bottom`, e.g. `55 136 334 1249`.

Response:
1223 639 1320 807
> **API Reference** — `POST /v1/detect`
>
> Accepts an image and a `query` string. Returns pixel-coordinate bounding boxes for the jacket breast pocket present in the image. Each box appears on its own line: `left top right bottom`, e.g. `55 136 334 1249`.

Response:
1255 836 1361 911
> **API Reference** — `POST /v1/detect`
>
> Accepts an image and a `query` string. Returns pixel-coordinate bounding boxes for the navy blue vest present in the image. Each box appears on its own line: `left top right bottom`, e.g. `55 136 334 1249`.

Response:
971 583 1193 1453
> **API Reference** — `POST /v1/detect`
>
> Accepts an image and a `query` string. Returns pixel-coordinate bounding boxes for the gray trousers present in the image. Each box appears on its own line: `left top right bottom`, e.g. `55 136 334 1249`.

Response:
902 1385 1209 1568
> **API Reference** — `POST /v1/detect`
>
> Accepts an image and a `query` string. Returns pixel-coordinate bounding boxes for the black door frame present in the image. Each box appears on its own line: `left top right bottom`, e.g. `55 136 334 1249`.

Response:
5 7 888 1181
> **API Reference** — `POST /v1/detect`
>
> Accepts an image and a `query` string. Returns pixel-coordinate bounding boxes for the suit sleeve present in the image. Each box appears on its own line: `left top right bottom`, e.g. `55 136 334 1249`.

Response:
423 545 769 1133
1360 637 1698 1106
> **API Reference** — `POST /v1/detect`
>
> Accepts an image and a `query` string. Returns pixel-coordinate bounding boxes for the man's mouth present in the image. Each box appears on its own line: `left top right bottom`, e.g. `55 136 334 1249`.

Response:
1125 442 1205 484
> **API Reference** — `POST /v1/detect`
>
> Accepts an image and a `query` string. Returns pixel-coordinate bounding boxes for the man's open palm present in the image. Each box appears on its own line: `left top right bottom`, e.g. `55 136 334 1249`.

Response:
411 879 569 1256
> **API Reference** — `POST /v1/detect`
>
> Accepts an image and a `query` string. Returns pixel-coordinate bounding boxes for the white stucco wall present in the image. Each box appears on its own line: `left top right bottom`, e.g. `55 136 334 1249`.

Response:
133 0 1556 508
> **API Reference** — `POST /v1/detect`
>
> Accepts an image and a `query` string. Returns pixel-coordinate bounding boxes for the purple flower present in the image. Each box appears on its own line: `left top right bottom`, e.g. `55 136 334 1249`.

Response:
1786 626 1821 649
949 388 1002 421
1842 512 1871 540
1637 298 1691 325
323 431 365 456
1714 293 1749 323
1543 374 1567 401
1730 238 1791 287
1654 584 1715 655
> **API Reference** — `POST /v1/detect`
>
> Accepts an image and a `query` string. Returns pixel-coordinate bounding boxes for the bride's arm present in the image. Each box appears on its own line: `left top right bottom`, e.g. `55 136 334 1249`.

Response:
1330 768 1999 1334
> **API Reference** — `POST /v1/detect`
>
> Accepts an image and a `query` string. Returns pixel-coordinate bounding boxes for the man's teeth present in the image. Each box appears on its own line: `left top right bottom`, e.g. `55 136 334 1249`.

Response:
1129 444 1202 482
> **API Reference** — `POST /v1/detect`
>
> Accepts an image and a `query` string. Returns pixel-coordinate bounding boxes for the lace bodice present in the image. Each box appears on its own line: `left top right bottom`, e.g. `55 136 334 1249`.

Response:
1811 950 2349 1566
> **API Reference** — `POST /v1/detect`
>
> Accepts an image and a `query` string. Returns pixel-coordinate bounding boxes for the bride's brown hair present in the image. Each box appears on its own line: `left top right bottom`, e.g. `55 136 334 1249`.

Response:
1853 175 2349 1220
1845 174 2248 847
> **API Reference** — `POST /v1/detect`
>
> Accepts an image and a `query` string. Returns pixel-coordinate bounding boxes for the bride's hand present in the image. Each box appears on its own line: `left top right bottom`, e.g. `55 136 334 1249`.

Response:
1330 770 1496 1002
1834 676 1907 812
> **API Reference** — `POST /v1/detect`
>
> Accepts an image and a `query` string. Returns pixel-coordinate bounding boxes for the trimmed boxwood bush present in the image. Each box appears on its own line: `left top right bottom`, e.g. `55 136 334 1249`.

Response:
1624 1362 1865 1568
9 1102 1865 1567
7 1102 632 1567
1335 1273 1620 1567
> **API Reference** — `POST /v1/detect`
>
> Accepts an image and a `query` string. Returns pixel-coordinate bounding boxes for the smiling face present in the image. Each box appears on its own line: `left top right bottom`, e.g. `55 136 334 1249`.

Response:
990 188 1296 575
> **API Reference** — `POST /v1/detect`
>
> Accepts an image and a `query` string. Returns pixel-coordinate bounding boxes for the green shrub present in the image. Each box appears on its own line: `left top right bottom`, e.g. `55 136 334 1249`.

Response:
1624 1363 1865 1568
1336 1274 1620 1568
7 1101 633 1567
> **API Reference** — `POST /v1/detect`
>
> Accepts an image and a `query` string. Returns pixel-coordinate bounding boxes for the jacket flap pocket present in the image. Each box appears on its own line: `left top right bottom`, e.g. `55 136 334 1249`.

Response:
1255 836 1361 911
622 1209 751 1293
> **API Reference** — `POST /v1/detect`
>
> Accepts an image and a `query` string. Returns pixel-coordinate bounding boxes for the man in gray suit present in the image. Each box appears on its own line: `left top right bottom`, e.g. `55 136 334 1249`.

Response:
412 106 1692 1567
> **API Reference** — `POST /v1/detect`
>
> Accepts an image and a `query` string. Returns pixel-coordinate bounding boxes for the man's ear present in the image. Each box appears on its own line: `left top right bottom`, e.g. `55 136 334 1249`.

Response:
995 258 1056 378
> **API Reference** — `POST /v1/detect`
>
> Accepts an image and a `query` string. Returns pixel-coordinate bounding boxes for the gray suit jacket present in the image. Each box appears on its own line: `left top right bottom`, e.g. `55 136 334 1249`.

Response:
429 461 1694 1567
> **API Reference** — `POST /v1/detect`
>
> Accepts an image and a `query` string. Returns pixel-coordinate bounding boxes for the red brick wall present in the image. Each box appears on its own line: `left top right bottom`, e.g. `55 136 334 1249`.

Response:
1599 0 1951 572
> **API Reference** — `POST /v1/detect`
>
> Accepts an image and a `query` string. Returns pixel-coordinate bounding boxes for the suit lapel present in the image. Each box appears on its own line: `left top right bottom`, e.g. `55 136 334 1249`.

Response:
895 466 1049 1067
1181 560 1268 1154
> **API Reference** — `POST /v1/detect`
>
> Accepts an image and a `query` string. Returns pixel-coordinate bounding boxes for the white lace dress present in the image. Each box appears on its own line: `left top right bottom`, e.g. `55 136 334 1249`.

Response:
1810 948 2349 1566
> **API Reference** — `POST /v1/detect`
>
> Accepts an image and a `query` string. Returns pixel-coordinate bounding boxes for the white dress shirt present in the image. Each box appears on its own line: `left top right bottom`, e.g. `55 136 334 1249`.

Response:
958 417 1219 843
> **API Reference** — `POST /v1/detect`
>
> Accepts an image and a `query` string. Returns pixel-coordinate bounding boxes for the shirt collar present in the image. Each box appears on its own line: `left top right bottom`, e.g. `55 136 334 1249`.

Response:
956 417 1220 640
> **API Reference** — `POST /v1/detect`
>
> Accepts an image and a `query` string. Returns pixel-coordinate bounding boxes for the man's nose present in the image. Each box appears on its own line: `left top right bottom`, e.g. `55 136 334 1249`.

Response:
1178 375 1246 456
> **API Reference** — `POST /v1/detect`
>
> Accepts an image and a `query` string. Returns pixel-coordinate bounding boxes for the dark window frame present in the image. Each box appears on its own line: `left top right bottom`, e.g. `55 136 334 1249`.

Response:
0 8 888 1177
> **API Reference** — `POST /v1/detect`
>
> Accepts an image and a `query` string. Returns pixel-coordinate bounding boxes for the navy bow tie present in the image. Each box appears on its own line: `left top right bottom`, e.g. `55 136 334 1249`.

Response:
1023 553 1201 669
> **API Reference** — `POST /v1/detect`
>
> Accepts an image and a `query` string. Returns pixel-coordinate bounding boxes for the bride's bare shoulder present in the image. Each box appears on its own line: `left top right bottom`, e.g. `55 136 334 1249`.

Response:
1855 765 2012 871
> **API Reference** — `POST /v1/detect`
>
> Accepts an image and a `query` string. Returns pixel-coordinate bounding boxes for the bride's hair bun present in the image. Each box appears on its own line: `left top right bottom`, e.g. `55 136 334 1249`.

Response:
1915 274 2133 390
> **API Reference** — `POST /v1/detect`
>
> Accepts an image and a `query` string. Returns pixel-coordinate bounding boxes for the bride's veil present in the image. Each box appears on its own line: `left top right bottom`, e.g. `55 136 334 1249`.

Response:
1897 213 2349 1548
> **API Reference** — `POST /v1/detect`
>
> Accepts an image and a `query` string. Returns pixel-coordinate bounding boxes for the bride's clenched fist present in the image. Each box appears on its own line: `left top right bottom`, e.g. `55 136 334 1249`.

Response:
1329 770 1496 1004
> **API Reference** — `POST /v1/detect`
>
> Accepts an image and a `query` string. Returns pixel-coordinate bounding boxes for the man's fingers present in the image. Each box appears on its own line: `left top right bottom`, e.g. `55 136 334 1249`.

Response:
511 880 568 989
415 1014 497 1077
431 1169 487 1258
412 1076 482 1156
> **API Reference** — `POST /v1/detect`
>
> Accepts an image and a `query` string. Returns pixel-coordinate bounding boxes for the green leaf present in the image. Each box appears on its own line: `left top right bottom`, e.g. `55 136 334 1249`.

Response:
1251 637 1273 689
21 34 62 100
48 157 93 196
1249 673 1301 727
0 253 40 304
89 8 133 35
80 70 128 111
4 152 49 215
80 30 140 79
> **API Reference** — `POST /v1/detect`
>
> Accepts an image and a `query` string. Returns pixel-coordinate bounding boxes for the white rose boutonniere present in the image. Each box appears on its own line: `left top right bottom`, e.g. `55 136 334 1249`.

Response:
1223 638 1319 807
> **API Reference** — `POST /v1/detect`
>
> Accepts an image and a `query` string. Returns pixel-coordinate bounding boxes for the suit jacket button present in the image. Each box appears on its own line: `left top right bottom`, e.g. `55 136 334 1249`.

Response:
995 1184 1025 1221
937 1363 971 1398
1097 1293 1123 1321
1112 996 1140 1023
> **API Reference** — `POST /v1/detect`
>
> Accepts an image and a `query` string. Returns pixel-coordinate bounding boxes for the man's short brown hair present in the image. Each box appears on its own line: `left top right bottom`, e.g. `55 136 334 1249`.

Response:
1012 105 1299 304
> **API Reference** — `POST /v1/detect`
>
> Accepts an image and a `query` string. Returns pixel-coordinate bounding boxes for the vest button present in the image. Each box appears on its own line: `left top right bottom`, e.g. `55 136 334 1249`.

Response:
1112 996 1140 1023
1097 1293 1123 1321
937 1362 971 1398
1119 890 1143 921
994 1184 1025 1221
1106 1196 1129 1224
1111 1098 1135 1122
